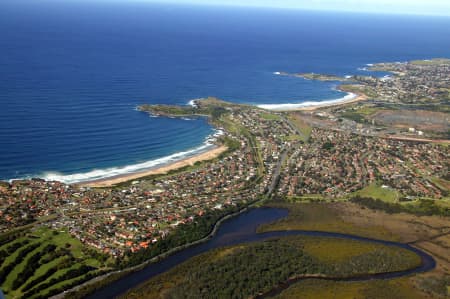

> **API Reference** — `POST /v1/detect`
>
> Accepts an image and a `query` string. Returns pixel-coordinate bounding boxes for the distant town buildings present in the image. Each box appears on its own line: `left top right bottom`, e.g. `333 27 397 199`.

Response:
1 60 449 256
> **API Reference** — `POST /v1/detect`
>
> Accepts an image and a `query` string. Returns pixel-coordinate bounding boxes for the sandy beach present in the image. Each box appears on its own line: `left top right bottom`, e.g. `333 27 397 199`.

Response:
258 92 367 112
295 93 367 111
80 145 228 188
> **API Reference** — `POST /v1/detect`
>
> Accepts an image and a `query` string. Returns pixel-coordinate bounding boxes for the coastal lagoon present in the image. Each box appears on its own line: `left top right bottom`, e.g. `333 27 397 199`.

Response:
86 208 435 298
1 1 450 182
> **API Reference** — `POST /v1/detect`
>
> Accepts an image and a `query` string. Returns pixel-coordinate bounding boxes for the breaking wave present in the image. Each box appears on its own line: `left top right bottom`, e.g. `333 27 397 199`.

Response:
257 92 357 111
31 130 224 184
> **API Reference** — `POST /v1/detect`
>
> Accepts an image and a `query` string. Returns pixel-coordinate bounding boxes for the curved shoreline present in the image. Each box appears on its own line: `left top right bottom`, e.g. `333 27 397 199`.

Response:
79 145 228 188
6 90 366 185
69 88 362 187
257 92 367 111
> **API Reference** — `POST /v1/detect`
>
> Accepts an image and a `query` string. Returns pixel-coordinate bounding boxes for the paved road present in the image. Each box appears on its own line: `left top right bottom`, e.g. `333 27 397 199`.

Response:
266 149 288 197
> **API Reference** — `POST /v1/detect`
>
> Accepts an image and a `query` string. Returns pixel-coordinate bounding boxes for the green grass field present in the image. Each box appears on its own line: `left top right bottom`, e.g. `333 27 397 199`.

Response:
0 227 109 299
282 134 304 142
286 113 312 141
410 58 450 66
260 112 282 121
353 182 400 202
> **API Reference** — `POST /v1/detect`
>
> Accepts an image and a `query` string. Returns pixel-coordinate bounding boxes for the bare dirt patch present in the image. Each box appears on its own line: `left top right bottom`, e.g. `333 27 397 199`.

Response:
373 110 450 132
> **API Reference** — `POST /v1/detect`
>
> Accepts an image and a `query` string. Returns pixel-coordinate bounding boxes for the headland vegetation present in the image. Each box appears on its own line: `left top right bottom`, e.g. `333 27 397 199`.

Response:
0 59 449 298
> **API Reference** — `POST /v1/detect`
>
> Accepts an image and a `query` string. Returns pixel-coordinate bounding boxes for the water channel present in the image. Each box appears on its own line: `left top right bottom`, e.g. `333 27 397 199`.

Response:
88 208 435 298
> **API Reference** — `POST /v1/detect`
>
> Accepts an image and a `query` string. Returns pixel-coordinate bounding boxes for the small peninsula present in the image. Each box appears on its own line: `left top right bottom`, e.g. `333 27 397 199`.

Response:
0 59 449 299
276 71 353 82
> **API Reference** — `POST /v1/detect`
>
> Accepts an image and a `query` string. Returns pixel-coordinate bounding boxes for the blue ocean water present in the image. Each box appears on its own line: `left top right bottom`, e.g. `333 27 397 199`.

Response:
1 1 450 183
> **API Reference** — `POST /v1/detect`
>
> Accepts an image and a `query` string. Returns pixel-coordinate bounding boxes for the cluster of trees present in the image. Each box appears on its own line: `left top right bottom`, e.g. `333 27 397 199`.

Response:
1 203 249 299
350 196 405 214
0 242 41 285
11 244 57 290
21 257 72 293
126 234 424 299
221 136 240 153
322 141 335 151
128 238 325 299
40 247 72 265
208 107 228 120
22 265 97 299
63 206 250 299
81 246 108 264
350 196 450 217
0 229 109 299
0 239 30 267
0 230 27 247
171 241 321 298
125 204 242 268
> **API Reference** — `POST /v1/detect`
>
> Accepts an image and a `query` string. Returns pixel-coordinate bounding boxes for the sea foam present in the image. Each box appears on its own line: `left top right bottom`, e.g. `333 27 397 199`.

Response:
34 131 223 184
187 99 198 108
257 93 357 111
